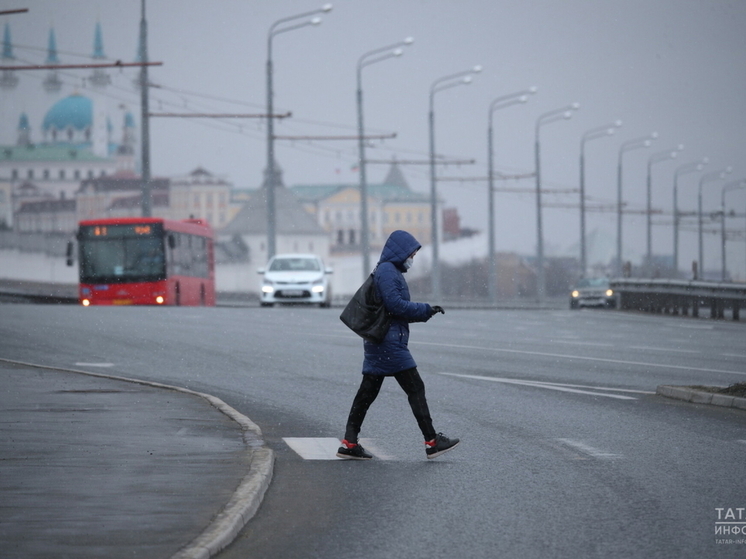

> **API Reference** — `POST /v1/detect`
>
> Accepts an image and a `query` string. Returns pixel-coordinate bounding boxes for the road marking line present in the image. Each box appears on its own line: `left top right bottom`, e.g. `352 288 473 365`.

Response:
74 362 114 367
557 341 615 347
283 437 343 460
437 373 637 400
557 438 620 459
630 346 700 354
409 340 746 377
507 379 654 394
311 331 746 376
674 324 715 330
282 437 394 460
724 354 746 359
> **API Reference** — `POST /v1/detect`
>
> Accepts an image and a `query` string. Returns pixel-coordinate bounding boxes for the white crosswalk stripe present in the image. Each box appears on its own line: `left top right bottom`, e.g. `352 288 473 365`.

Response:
282 437 399 460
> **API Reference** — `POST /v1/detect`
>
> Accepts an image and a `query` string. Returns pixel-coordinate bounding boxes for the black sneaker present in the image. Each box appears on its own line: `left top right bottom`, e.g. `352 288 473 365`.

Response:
425 433 460 459
336 440 373 460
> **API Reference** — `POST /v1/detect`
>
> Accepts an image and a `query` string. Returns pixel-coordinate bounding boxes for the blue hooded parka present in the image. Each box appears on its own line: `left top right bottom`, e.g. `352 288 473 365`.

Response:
362 230 432 375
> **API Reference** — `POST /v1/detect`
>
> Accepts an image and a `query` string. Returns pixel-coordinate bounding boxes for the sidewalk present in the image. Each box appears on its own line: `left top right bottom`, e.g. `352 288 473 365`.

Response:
0 360 273 559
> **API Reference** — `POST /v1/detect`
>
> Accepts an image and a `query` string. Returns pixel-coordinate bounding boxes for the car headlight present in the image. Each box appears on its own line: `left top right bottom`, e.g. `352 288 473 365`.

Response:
571 290 579 298
311 278 325 293
262 280 274 294
606 289 614 297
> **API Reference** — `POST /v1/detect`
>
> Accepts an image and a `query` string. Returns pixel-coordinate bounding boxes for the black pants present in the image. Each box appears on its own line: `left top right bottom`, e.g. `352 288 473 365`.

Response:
344 367 436 443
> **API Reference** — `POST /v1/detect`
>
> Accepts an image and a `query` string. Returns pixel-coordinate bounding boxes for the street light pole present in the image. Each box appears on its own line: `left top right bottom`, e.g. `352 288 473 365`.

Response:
487 87 536 303
616 133 656 275
673 159 707 273
579 120 621 277
534 103 579 301
428 65 482 301
139 0 151 217
357 37 413 279
698 167 732 277
266 4 332 261
720 179 746 282
645 145 683 272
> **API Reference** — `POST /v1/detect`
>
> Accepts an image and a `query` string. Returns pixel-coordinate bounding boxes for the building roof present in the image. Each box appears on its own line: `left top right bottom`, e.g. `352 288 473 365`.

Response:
78 175 169 194
43 94 92 132
107 191 169 210
289 182 429 203
16 198 76 214
289 159 428 203
382 160 409 189
0 143 111 163
221 186 326 236
171 167 231 187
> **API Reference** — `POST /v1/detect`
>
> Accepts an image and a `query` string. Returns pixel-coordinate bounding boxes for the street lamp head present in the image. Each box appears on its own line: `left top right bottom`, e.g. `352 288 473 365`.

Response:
563 111 573 119
696 163 704 171
676 144 685 151
321 3 333 12
472 65 483 73
518 95 528 103
529 86 538 94
725 166 733 174
643 139 652 147
606 128 616 135
650 131 659 139
310 16 322 25
404 36 414 45
393 48 403 57
614 120 623 127
670 151 678 159
462 76 473 84
571 102 580 110
701 156 709 165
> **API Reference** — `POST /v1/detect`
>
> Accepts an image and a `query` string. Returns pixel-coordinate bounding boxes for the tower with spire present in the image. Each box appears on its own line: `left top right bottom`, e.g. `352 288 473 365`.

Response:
43 26 62 93
1 22 19 90
89 21 110 87
17 113 31 146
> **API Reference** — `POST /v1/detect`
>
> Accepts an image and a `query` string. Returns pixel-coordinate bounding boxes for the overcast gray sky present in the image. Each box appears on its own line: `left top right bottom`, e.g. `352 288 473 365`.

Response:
2 0 745 274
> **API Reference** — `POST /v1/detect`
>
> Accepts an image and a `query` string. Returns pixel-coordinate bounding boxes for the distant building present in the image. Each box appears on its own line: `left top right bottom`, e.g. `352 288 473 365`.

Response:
169 167 233 229
290 160 437 254
15 198 76 234
76 173 169 223
220 163 330 266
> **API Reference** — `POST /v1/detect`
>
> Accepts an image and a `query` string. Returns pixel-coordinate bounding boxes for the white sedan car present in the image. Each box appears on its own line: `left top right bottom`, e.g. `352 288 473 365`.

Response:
258 254 333 307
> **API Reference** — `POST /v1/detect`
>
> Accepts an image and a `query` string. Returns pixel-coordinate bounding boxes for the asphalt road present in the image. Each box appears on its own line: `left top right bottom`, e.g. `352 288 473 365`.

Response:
1 304 745 558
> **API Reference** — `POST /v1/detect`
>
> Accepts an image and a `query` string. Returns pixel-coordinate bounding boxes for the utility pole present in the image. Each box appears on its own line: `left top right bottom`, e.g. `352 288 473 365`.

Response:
139 0 151 217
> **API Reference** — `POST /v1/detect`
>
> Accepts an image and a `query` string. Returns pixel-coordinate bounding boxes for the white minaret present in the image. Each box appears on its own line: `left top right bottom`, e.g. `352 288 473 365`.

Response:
92 97 108 157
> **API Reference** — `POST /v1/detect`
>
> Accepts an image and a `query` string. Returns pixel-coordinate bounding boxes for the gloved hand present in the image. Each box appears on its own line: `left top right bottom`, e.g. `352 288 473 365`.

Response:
430 305 445 316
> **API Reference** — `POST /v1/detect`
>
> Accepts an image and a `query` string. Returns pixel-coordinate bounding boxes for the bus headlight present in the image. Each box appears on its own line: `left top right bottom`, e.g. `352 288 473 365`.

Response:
155 296 165 304
571 290 579 298
81 299 91 306
606 289 614 297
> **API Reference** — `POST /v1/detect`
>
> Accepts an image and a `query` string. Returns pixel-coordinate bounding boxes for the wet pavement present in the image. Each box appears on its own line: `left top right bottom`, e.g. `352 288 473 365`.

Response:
0 361 264 559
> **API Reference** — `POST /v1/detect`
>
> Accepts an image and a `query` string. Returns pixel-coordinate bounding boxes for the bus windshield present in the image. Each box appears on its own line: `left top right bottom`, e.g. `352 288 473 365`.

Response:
78 224 166 284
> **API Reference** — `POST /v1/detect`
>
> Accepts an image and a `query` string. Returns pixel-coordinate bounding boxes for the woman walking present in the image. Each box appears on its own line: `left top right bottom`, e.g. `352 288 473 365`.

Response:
337 230 460 460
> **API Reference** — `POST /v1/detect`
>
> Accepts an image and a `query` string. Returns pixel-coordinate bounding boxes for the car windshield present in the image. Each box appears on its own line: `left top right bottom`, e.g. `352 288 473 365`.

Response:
576 278 609 288
269 257 321 272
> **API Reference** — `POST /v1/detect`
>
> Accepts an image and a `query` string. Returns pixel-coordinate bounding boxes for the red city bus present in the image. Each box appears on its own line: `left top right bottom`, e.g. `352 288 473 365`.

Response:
68 217 216 306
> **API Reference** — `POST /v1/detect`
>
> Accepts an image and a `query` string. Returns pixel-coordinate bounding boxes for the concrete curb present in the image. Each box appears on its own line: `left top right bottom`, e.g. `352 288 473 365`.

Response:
656 384 746 411
0 357 274 559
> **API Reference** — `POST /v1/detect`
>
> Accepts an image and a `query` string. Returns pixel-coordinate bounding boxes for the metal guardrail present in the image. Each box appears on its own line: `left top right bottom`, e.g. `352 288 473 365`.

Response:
610 278 746 320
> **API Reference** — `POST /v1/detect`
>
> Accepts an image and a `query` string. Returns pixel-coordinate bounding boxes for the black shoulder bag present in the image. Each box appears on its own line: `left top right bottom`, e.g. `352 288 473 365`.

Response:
339 269 392 344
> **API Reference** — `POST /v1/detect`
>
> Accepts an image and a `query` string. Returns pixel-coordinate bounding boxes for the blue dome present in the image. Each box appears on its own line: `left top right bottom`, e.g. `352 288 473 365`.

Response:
42 94 92 131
